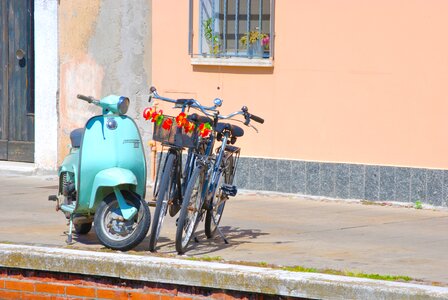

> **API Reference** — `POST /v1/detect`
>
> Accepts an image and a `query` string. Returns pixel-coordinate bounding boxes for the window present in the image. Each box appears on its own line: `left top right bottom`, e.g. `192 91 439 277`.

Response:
191 0 274 62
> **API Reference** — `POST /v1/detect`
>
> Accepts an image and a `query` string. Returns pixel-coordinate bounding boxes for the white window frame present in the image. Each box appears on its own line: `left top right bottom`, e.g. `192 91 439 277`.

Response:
189 0 275 67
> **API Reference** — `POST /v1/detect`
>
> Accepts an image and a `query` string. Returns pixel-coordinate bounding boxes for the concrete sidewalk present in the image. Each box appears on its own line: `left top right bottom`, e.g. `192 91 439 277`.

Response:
1 171 448 288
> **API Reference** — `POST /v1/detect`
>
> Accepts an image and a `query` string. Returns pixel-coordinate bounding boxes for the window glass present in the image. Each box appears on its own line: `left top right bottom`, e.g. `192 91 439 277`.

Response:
198 0 272 59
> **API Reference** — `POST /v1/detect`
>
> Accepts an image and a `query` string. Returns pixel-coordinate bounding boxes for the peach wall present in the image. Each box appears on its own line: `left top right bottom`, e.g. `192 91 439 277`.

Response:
152 0 448 169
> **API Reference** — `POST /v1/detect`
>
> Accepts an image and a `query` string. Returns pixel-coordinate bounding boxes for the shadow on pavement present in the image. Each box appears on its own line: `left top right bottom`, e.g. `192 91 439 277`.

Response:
70 226 268 256
188 226 269 256
140 226 269 256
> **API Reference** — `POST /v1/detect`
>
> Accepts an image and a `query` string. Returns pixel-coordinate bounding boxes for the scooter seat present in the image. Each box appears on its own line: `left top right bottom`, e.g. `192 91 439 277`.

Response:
70 128 85 148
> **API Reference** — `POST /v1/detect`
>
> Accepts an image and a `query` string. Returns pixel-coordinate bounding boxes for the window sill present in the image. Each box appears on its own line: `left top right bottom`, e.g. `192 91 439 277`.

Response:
191 56 273 68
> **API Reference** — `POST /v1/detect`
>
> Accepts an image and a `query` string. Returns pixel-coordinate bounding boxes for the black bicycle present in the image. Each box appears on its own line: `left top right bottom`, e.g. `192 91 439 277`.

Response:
175 105 264 254
146 87 221 252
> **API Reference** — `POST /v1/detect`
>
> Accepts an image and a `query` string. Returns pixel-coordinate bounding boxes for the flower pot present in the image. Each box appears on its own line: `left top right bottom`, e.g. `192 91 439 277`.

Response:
248 40 264 58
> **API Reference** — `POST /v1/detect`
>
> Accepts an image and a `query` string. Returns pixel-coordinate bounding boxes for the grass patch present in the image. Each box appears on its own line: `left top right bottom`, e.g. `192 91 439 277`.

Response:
258 261 269 267
184 257 413 283
282 265 318 273
186 255 223 262
282 266 412 282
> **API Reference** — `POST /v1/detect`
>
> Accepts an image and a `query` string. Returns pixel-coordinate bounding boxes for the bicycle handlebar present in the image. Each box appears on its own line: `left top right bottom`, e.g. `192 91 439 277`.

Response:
149 86 264 127
149 87 218 116
249 114 264 124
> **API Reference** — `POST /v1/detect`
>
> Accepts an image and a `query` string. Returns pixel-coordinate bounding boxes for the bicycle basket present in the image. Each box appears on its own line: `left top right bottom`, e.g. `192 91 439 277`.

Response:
152 116 199 148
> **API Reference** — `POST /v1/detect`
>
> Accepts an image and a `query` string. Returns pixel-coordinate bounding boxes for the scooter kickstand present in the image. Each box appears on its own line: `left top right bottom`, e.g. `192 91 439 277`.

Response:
66 216 74 244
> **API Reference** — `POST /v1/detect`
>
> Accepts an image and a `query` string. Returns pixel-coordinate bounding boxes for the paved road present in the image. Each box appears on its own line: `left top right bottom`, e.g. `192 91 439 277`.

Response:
1 174 448 286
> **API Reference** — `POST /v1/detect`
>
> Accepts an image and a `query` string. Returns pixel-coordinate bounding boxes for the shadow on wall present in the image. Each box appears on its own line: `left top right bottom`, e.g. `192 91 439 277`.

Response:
193 65 274 75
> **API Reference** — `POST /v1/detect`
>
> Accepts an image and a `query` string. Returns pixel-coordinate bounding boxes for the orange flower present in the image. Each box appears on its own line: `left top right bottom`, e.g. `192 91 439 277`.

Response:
184 121 195 133
152 110 163 123
175 112 187 128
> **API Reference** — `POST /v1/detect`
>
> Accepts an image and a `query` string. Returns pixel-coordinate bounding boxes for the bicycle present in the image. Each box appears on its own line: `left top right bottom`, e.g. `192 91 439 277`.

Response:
175 102 264 254
146 87 221 252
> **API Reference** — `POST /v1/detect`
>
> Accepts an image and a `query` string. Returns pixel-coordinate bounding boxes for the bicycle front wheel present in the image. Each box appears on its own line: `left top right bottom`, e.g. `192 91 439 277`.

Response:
175 165 206 254
149 153 176 252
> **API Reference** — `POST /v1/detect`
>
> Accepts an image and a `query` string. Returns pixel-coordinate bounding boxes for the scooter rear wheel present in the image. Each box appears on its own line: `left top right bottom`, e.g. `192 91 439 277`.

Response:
94 190 150 251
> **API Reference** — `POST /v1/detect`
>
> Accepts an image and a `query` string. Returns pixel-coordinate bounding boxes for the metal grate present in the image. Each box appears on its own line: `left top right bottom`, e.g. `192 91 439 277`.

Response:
194 0 274 59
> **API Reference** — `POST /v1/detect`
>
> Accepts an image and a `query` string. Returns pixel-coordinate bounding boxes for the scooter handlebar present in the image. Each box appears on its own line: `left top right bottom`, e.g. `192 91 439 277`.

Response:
77 94 96 103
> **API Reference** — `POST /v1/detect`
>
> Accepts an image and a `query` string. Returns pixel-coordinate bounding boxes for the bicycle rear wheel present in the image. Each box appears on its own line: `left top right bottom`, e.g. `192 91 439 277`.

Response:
205 154 233 238
175 165 206 254
149 153 176 252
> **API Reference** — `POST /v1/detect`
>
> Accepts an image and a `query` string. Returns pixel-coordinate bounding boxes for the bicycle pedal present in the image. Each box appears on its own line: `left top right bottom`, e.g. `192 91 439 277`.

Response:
221 184 237 197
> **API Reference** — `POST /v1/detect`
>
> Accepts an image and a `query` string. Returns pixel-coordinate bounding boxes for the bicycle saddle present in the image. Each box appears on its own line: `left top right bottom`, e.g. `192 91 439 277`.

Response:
216 123 244 137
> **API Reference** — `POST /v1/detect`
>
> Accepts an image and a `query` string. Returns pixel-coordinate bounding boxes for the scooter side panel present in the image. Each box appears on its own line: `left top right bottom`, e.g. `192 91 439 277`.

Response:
77 115 146 213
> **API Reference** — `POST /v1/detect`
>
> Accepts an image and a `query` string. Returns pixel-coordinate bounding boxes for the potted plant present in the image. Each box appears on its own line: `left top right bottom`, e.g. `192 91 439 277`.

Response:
240 31 269 58
203 18 221 56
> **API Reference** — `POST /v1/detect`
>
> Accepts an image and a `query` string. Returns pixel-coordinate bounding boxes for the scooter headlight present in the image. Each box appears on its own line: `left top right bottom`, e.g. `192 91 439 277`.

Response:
118 96 130 115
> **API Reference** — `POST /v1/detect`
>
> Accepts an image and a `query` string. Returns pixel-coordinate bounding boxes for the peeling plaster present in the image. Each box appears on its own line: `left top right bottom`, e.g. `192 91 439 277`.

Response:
58 0 152 165
88 0 152 166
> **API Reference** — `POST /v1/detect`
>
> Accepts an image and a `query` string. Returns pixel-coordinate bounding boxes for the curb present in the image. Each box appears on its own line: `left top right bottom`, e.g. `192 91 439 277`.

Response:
0 244 447 299
0 161 36 176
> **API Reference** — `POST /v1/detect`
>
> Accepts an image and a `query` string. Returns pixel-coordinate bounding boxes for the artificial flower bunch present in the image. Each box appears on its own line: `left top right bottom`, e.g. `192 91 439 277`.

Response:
143 107 164 125
199 123 212 138
143 107 212 138
175 112 196 134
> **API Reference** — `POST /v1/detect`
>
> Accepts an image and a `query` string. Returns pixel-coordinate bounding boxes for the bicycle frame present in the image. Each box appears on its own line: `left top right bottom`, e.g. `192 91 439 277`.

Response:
147 86 263 253
153 138 200 204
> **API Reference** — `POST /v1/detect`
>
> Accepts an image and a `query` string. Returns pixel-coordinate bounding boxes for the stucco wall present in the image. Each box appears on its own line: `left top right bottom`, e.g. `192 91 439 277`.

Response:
152 0 448 170
58 0 152 164
34 0 58 172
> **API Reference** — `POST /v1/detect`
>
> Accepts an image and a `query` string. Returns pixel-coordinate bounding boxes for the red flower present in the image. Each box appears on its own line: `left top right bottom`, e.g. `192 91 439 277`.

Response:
199 123 212 138
162 118 173 130
143 107 156 120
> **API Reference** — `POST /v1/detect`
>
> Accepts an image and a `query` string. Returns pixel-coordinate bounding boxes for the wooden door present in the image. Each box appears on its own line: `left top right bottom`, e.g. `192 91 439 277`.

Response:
0 0 34 163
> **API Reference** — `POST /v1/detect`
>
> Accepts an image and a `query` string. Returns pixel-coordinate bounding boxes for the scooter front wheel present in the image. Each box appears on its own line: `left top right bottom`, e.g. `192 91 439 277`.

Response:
94 191 150 251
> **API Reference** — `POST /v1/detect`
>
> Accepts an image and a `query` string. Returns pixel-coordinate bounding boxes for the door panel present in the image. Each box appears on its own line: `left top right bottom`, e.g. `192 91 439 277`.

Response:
0 0 34 163
0 1 9 160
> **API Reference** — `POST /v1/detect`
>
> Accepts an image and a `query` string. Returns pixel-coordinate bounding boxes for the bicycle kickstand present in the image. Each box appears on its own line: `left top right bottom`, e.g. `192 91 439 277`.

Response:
213 218 229 244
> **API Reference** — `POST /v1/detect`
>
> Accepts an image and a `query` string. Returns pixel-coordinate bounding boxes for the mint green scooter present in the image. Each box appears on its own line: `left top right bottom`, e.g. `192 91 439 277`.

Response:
49 94 150 251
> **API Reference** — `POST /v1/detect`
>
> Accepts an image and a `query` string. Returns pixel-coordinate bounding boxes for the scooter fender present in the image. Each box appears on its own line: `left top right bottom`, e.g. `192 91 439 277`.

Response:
90 167 139 220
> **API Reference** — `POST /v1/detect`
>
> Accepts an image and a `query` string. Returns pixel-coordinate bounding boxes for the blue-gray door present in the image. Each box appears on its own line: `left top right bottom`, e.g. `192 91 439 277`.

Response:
0 0 34 163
